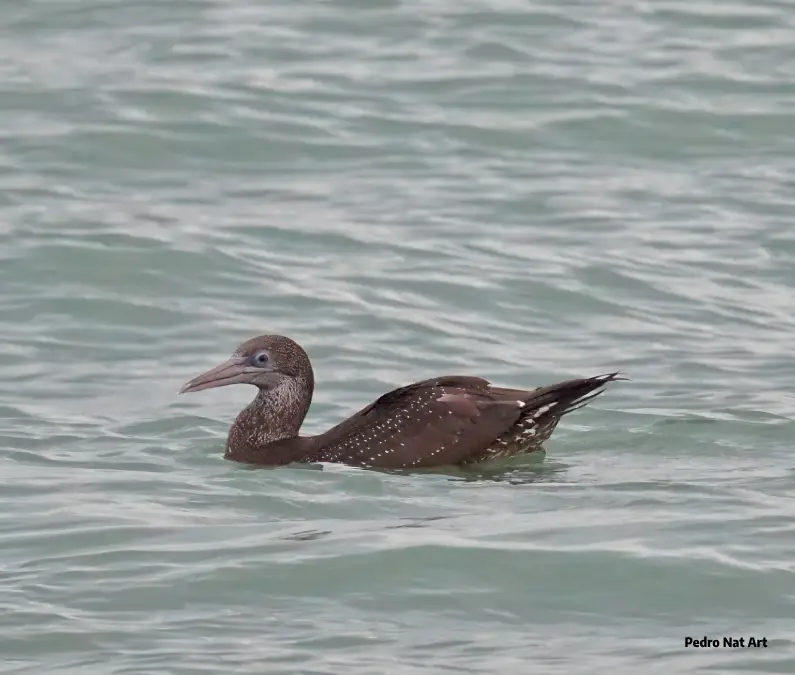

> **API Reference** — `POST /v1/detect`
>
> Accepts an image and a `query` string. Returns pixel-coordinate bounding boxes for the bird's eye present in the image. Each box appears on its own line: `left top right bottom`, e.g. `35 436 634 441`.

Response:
253 351 269 366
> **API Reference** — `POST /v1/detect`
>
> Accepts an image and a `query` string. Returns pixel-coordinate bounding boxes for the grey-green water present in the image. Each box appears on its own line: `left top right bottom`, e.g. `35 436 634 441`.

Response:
2 0 795 673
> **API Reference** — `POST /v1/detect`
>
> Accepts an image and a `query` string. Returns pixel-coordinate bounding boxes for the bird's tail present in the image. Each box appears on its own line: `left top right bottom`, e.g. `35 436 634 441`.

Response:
509 372 625 448
525 372 625 419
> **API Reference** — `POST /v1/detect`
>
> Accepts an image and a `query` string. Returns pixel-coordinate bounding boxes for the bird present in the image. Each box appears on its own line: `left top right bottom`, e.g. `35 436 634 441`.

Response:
179 334 623 469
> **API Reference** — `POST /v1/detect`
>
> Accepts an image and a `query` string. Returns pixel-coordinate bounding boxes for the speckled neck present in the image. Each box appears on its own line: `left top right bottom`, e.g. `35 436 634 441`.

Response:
226 376 313 458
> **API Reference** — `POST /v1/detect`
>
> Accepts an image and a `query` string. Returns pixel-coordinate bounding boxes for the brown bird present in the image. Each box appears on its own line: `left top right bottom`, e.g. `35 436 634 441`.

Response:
179 334 622 469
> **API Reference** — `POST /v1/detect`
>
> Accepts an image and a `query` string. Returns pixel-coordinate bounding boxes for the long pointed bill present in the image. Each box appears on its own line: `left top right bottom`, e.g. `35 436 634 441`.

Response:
179 356 251 394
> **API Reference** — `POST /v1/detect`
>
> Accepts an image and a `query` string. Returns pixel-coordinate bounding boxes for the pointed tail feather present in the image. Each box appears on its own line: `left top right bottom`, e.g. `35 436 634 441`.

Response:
470 372 625 462
523 372 625 420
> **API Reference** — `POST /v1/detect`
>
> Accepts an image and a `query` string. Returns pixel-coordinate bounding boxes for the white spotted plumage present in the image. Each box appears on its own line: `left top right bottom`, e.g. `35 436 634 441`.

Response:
214 336 618 469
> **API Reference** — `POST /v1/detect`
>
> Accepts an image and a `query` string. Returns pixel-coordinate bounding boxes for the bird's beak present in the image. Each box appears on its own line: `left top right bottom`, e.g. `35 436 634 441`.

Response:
179 356 252 394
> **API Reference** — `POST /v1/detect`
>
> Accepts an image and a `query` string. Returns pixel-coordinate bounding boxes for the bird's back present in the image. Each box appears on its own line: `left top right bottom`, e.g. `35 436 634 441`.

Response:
305 376 532 468
304 372 621 469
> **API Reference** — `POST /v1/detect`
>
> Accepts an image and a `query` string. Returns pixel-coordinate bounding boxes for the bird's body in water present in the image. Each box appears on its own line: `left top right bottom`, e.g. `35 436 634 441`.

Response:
179 335 623 469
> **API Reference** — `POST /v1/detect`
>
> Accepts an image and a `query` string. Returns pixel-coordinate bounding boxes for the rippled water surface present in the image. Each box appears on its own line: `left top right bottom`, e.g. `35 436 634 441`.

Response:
2 0 795 673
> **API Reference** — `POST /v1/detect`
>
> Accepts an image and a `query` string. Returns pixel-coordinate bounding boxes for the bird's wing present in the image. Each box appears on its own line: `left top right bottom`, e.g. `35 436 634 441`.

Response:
308 376 525 468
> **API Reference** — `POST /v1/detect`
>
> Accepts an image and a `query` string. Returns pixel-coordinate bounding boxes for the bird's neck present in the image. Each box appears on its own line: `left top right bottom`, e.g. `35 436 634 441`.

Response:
230 376 313 450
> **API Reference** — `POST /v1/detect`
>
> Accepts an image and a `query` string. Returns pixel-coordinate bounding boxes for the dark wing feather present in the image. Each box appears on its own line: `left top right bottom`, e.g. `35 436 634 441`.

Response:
358 376 491 415
307 376 522 469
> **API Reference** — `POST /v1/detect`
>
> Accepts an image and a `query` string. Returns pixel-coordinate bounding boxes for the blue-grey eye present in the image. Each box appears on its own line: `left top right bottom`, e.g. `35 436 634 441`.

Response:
253 351 269 366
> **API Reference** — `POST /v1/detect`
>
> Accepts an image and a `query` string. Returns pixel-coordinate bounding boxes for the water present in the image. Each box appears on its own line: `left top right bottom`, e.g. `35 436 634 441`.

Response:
2 0 795 672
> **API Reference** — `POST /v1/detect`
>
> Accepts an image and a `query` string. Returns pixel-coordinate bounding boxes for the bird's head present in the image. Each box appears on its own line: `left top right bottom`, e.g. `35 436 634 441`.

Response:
179 334 313 395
